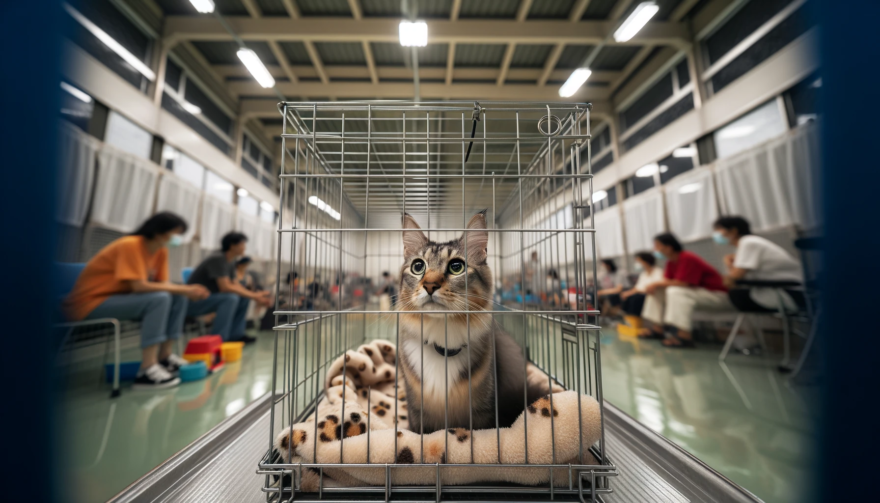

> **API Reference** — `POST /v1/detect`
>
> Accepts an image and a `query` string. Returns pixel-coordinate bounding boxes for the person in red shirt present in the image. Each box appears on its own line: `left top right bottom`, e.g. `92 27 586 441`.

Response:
641 233 732 347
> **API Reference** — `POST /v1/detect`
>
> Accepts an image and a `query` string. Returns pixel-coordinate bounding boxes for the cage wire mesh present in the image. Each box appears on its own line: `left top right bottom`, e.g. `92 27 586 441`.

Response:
259 101 616 502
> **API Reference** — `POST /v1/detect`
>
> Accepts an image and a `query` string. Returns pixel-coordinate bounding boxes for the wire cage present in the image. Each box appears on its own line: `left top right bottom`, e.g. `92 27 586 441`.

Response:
259 101 616 502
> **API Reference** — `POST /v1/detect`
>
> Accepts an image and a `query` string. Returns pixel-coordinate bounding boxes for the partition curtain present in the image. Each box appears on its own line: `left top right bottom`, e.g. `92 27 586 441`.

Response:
622 188 665 253
664 168 718 242
254 221 276 261
92 145 160 233
155 174 202 243
236 211 270 260
200 194 235 251
57 122 100 227
714 125 823 232
593 209 624 258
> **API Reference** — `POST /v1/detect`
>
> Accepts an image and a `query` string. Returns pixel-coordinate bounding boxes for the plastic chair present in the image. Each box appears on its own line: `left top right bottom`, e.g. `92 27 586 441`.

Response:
54 263 123 398
182 267 194 284
787 237 822 378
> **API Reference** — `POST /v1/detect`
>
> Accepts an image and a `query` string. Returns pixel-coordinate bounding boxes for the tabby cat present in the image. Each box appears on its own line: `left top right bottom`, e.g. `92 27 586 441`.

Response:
396 211 545 433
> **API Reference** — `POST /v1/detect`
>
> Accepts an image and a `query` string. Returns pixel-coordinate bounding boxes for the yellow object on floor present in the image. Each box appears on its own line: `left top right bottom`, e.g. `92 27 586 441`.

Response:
623 315 643 329
221 342 244 362
617 324 641 337
183 353 212 367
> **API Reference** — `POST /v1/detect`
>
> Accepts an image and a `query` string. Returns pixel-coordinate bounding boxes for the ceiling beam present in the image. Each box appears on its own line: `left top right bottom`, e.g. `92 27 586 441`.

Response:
497 43 516 86
569 0 591 22
362 40 379 84
177 41 238 109
670 0 703 22
347 0 362 20
450 0 462 21
516 0 534 22
281 0 300 19
268 40 298 84
242 97 612 119
445 42 456 85
163 17 690 48
538 44 565 86
303 41 329 84
240 0 261 18
231 80 611 102
213 64 621 83
609 0 635 21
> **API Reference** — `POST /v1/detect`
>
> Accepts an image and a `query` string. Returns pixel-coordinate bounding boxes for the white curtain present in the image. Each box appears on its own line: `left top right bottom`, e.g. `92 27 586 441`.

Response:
155 173 202 243
715 124 821 232
593 209 624 258
200 194 235 251
57 122 99 227
664 168 718 242
91 145 160 233
622 189 665 254
236 211 273 260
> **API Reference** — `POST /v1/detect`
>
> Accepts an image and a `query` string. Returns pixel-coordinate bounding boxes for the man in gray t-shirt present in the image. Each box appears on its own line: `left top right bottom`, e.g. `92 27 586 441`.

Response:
186 232 271 343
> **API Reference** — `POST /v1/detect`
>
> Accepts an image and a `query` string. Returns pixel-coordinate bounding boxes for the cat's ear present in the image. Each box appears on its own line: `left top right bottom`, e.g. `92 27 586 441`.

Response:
402 213 427 258
461 210 489 264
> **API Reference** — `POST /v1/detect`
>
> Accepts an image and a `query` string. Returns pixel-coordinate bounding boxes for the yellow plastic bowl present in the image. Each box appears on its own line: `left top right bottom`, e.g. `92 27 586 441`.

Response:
221 342 244 362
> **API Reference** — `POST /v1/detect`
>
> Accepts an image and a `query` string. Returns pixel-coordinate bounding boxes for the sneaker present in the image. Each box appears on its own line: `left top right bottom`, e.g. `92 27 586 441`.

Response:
132 364 181 390
231 335 257 345
159 354 190 374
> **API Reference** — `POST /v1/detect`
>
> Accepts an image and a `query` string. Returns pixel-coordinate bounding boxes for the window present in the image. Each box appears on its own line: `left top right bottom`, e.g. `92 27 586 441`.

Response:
592 151 614 174
624 174 655 198
620 73 674 132
704 0 816 94
239 194 259 216
260 206 276 223
205 171 234 203
786 74 821 126
60 81 94 132
104 111 152 159
592 125 612 154
714 99 788 159
64 0 152 91
622 95 695 152
162 145 206 189
659 151 695 184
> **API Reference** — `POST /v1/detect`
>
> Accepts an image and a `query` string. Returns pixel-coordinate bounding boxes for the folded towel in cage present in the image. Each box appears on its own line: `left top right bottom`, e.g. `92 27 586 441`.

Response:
273 340 600 490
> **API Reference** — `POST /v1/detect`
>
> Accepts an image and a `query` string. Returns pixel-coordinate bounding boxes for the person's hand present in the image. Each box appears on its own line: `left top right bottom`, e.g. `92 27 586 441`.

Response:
254 290 272 307
723 254 736 267
185 284 210 301
645 283 658 295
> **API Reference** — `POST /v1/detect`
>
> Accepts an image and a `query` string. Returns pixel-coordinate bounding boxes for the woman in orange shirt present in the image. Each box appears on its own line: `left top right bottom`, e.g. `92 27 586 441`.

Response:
65 212 210 390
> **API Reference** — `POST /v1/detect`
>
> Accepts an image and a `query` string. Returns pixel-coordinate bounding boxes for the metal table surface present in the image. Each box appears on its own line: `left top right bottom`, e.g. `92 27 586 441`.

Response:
108 395 762 503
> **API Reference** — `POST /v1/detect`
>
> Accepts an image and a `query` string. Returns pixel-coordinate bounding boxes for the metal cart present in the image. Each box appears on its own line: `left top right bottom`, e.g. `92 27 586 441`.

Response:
108 101 762 503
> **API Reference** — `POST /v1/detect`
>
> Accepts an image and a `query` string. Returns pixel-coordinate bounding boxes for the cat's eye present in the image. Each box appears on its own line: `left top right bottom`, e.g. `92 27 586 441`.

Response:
411 259 426 275
447 259 466 275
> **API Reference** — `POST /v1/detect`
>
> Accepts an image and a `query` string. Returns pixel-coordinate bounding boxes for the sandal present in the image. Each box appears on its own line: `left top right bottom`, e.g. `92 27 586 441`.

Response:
637 328 664 340
661 332 695 348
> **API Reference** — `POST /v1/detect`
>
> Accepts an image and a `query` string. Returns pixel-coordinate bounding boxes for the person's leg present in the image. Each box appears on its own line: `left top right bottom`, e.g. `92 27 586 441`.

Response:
639 292 664 336
230 295 251 340
623 293 646 315
158 294 189 361
87 292 172 370
187 293 239 339
663 287 733 346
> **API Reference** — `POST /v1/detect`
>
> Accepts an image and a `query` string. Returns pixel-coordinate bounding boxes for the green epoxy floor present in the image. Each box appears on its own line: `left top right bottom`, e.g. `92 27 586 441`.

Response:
61 326 819 503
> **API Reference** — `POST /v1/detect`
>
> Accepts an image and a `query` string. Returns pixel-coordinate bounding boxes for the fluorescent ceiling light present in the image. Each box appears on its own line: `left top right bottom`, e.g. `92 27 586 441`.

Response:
237 188 249 197
614 2 660 43
592 190 608 203
260 201 274 213
636 163 659 177
559 68 592 98
60 81 92 104
672 147 696 158
718 125 756 139
237 48 275 88
189 0 215 13
181 101 202 115
63 3 155 81
399 21 428 47
678 182 702 194
308 195 341 220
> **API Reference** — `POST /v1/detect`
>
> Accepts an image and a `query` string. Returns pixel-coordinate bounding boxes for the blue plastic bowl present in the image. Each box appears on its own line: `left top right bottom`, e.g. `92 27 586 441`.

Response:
179 361 209 382
104 361 141 383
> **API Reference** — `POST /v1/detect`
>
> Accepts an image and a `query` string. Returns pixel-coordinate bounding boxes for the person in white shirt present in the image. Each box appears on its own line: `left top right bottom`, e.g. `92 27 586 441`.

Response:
620 251 665 331
712 216 804 312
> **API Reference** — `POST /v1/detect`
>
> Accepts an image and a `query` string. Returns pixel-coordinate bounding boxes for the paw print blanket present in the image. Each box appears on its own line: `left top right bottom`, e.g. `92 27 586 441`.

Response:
273 339 601 490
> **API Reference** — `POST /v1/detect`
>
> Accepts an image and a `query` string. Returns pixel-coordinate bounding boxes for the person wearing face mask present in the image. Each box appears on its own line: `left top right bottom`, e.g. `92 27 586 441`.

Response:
619 251 665 333
186 232 272 344
712 216 804 312
642 233 732 347
64 212 211 389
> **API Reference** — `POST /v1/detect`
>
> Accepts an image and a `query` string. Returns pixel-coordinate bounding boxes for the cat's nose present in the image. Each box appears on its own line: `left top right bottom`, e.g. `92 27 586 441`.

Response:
423 282 441 295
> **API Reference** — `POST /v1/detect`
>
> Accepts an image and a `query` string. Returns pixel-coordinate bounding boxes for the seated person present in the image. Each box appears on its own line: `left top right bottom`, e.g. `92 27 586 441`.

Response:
596 259 629 315
712 216 804 312
545 269 563 307
620 251 664 333
234 256 261 291
64 212 210 389
186 232 271 344
642 233 732 348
